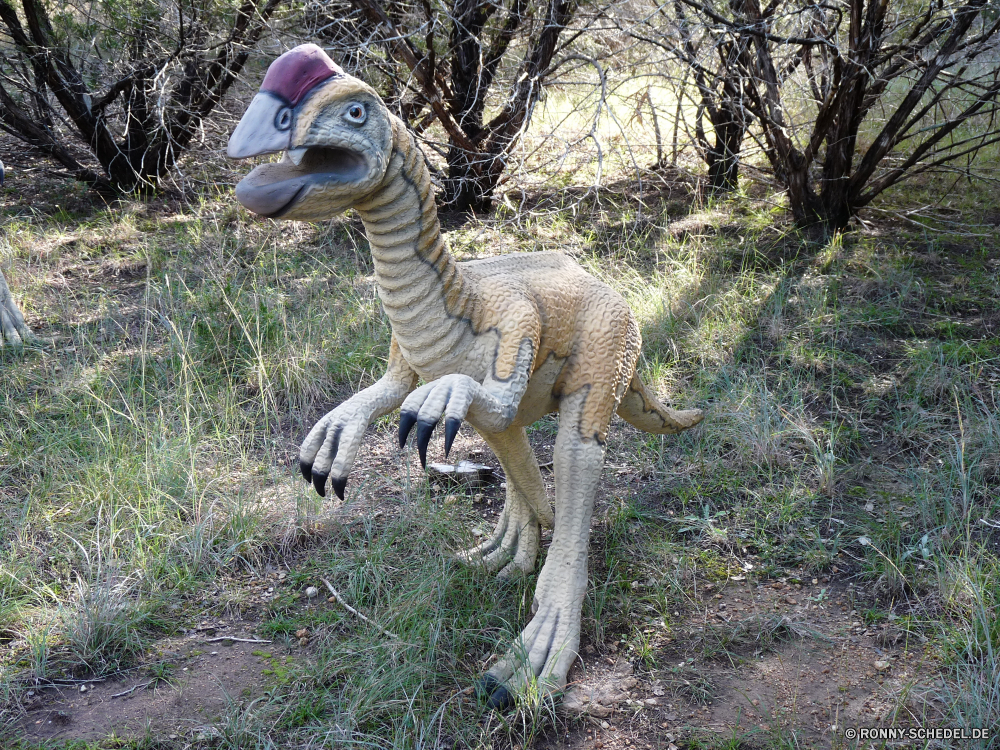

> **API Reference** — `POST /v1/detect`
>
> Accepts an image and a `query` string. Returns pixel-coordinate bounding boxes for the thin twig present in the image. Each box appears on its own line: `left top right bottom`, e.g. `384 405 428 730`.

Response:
111 680 153 699
203 636 272 644
321 578 401 640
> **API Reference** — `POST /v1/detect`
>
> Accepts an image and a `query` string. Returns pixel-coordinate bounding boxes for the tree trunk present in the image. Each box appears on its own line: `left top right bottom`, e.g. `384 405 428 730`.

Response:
706 105 744 194
444 148 497 213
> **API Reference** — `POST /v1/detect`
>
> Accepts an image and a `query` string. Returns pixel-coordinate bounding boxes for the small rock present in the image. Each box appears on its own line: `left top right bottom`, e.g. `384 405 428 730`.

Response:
79 685 87 693
621 677 638 690
785 596 798 605
328 596 337 603
874 660 890 671
295 628 310 638
305 586 319 599
428 461 496 488
600 720 610 729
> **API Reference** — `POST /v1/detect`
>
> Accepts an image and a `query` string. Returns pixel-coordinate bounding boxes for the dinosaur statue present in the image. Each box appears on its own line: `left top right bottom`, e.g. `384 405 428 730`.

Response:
0 160 35 348
228 44 703 708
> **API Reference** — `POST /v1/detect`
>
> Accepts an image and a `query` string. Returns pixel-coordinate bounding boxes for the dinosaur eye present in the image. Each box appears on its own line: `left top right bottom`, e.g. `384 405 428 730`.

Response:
275 106 292 131
345 103 366 124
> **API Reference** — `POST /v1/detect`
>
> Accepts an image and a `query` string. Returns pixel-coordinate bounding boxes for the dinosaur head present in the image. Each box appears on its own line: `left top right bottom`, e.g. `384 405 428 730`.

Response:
228 44 393 220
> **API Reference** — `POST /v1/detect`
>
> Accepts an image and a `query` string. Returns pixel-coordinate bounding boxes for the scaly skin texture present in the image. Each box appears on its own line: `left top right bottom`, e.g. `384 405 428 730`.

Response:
0 269 33 348
229 45 703 708
0 161 35 349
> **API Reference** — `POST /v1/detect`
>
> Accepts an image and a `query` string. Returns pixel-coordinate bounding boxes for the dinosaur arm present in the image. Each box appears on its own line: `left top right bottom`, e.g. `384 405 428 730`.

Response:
300 336 418 498
398 305 540 466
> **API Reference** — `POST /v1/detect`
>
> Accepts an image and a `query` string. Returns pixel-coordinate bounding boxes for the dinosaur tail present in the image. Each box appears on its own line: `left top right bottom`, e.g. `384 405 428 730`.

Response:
616 371 703 435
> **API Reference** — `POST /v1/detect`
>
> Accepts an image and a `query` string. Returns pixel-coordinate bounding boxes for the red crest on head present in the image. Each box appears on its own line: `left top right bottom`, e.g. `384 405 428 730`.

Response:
261 44 343 107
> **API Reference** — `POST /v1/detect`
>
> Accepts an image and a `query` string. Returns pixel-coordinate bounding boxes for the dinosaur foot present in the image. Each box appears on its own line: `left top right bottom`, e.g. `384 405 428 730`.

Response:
455 499 539 578
0 269 36 348
477 579 583 710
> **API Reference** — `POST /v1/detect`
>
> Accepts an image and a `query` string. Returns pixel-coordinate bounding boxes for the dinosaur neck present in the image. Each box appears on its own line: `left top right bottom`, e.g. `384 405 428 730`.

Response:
354 118 474 370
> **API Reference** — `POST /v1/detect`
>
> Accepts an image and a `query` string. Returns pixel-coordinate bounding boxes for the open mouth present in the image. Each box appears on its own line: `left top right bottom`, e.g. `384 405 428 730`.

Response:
235 147 368 217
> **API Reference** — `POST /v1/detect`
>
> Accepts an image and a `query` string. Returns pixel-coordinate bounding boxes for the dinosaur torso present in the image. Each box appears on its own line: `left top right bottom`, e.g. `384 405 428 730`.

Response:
354 117 640 436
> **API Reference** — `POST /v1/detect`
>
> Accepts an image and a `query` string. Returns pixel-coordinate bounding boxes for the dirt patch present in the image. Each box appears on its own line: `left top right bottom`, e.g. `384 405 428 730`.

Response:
556 577 941 750
18 623 291 744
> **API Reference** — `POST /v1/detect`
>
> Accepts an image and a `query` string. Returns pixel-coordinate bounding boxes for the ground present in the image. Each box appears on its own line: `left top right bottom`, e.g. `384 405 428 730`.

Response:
1 137 999 749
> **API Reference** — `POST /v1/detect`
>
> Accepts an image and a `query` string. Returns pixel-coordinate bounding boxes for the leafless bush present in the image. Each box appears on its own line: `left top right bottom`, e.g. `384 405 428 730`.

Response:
304 0 614 212
0 0 285 195
621 0 1000 231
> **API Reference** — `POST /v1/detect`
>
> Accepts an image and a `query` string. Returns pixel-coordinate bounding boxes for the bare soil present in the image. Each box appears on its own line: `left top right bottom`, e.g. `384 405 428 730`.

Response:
19 624 278 743
554 578 941 749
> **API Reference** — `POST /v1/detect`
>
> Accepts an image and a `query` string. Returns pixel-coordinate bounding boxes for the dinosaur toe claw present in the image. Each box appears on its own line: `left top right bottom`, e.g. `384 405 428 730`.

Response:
399 411 417 449
443 417 461 458
330 475 347 501
475 674 513 711
300 461 313 482
312 471 328 498
416 419 436 469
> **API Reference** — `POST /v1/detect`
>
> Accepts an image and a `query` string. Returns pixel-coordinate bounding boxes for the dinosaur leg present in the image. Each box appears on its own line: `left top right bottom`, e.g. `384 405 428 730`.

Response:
0 269 35 348
456 425 552 577
479 388 604 708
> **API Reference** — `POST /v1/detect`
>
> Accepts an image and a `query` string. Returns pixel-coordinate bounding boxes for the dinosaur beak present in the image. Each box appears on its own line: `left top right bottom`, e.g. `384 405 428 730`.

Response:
227 93 293 159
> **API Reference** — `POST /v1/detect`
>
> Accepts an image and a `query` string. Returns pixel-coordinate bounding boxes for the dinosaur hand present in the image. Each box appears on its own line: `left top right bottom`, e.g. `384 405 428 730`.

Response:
397 374 478 468
299 400 373 499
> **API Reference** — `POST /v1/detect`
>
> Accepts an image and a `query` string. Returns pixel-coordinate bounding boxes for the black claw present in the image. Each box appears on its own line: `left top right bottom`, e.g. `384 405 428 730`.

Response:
300 461 313 482
399 411 418 449
443 417 461 458
488 685 513 710
475 675 514 711
330 475 347 501
312 472 328 498
416 419 436 469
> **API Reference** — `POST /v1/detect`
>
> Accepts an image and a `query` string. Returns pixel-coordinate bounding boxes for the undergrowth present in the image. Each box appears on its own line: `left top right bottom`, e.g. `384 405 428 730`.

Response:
1 174 998 748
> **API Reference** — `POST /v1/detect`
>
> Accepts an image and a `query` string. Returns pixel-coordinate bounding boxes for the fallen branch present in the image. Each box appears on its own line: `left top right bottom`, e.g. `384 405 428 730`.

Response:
321 578 400 640
111 681 153 699
203 636 272 644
